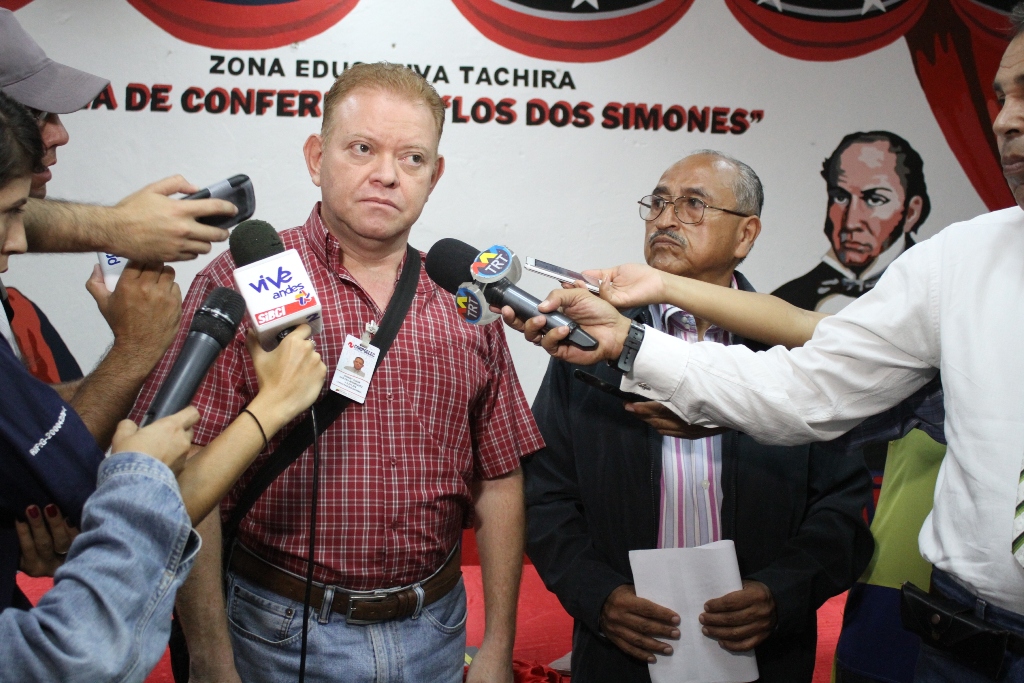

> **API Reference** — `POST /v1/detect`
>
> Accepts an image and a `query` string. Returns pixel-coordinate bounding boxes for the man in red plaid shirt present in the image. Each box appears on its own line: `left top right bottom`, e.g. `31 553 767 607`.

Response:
130 63 544 683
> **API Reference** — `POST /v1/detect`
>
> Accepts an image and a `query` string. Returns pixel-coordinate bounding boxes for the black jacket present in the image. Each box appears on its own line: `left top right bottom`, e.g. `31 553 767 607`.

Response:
524 275 874 683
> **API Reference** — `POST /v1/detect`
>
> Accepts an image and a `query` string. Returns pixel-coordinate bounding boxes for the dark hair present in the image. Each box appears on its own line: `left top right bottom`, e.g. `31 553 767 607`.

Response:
820 130 930 232
0 91 45 188
1012 2 1024 39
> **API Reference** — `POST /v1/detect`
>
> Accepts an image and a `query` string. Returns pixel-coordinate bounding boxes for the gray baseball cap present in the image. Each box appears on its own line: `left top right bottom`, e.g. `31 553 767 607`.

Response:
0 9 108 114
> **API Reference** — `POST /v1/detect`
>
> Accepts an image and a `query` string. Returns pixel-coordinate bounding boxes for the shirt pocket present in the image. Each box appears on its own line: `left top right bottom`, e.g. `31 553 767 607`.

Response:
393 338 489 453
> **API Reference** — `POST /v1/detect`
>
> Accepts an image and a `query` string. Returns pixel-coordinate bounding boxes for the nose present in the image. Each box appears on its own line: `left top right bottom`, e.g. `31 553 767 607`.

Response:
40 114 70 152
843 197 868 229
653 201 682 230
994 96 1023 150
369 152 398 188
3 217 28 257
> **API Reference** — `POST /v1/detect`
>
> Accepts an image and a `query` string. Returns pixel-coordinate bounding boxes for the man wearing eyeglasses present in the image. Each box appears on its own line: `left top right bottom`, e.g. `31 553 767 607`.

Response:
523 150 873 683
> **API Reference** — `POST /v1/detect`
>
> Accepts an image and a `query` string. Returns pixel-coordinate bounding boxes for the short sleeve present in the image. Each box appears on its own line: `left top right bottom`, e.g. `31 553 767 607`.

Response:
469 322 545 480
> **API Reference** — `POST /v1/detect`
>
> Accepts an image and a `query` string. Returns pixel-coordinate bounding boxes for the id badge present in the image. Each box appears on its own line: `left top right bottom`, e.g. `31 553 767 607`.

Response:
330 334 379 404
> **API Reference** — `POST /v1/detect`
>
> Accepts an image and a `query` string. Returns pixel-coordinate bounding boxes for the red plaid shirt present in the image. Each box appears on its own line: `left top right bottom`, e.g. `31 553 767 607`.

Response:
130 205 544 589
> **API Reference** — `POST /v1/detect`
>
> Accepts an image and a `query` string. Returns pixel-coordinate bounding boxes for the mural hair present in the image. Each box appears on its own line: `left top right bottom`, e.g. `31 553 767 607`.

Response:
688 149 764 217
0 92 45 189
820 131 931 232
321 62 445 145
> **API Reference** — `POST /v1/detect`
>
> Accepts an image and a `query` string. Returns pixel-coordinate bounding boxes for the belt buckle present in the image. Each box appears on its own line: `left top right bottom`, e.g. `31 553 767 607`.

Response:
346 591 388 625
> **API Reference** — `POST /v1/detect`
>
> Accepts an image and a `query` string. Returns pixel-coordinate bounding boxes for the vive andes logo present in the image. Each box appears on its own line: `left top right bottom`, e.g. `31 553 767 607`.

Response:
248 266 309 300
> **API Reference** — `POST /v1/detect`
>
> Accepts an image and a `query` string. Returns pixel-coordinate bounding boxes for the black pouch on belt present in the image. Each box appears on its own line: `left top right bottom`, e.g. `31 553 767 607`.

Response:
900 581 1013 680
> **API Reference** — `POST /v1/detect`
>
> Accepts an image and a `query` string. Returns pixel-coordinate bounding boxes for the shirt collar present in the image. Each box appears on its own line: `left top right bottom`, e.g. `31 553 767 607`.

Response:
652 274 738 337
298 202 429 303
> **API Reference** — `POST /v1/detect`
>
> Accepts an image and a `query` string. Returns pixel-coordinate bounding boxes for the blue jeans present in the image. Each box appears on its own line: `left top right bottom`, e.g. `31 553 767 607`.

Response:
914 569 1024 682
225 571 467 683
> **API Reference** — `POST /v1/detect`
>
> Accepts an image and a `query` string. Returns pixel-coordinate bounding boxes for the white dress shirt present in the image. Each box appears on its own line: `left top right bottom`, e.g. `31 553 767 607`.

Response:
621 206 1024 613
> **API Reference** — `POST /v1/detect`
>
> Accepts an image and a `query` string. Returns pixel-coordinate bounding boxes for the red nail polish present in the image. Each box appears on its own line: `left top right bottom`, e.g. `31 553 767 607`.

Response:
27 506 40 519
45 504 58 518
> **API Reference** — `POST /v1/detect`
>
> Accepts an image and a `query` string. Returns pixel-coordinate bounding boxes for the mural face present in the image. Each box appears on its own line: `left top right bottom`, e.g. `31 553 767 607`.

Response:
825 141 914 273
773 132 929 314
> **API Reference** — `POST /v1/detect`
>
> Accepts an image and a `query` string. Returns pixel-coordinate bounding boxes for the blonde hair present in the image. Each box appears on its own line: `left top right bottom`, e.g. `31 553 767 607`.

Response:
321 62 445 145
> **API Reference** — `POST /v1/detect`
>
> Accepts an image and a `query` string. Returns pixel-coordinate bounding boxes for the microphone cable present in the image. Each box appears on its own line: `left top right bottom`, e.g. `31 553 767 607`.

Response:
298 406 321 683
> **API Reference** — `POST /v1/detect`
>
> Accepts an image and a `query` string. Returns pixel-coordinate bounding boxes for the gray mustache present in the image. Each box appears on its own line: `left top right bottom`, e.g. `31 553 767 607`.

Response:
649 230 687 249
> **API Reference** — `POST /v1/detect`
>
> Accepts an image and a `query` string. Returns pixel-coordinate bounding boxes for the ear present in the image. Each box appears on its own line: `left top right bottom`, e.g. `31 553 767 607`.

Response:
427 155 446 196
902 195 924 233
733 215 762 260
303 134 325 188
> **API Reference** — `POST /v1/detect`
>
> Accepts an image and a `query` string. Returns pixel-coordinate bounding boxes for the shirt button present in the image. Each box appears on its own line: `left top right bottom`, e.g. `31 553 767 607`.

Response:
386 393 393 401
390 456 396 466
701 479 710 490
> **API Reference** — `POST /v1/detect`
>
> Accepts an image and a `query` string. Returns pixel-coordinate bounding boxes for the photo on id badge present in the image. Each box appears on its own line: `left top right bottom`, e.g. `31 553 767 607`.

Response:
331 335 379 403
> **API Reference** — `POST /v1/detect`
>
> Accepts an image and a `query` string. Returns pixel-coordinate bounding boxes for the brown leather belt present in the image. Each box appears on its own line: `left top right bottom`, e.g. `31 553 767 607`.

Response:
228 543 462 624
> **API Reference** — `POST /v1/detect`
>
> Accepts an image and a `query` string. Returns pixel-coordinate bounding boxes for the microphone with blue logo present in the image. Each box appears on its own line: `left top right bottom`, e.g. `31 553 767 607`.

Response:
425 238 597 349
230 219 323 350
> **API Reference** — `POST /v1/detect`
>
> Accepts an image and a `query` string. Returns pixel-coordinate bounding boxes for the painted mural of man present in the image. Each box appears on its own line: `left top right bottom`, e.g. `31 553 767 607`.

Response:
772 131 930 313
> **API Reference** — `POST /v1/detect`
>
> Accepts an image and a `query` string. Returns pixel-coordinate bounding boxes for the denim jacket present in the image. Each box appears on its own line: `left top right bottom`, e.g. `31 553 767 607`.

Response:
0 452 200 683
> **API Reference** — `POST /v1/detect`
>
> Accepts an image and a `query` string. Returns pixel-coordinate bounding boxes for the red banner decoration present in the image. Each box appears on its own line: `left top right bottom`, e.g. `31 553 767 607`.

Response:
724 0 930 61
450 0 696 62
125 0 360 50
723 0 1014 210
0 1 34 9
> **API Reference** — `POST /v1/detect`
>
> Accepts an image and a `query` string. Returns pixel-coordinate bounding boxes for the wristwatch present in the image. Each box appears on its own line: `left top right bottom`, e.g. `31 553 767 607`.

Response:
613 321 645 374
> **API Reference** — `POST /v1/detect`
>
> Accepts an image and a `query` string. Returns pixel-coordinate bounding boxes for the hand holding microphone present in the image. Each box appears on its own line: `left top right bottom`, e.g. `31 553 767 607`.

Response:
245 324 327 433
425 238 598 349
502 286 634 366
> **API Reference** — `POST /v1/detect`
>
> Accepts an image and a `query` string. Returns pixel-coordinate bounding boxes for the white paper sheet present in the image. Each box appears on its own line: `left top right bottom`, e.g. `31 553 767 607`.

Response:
629 540 759 683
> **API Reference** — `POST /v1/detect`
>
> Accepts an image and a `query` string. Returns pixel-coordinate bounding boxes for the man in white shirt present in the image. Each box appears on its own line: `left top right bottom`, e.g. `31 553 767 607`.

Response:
508 7 1024 681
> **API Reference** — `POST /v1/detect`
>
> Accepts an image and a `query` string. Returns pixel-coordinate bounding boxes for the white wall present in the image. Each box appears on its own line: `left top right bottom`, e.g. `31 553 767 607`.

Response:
5 0 987 401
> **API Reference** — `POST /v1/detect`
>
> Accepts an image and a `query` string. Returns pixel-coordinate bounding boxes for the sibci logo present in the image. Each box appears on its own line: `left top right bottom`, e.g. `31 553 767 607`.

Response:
256 306 286 325
248 266 292 293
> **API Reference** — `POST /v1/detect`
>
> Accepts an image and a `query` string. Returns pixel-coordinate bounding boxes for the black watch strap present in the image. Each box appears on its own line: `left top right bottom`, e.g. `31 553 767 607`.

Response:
615 321 645 374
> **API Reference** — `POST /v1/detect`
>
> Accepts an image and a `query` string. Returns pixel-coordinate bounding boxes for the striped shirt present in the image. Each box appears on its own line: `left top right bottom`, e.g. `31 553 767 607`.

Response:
651 292 734 549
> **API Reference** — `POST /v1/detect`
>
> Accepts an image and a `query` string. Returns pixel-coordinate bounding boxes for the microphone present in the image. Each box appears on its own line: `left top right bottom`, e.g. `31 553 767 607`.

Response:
230 219 323 350
140 287 246 426
425 238 597 349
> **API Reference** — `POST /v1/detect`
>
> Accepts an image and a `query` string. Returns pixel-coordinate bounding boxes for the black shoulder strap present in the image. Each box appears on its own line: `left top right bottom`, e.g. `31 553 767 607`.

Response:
222 245 421 548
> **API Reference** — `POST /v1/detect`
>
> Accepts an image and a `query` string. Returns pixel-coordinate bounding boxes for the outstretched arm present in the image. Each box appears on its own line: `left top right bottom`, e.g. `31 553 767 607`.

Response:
67 262 182 449
24 176 235 262
172 325 325 683
585 263 826 349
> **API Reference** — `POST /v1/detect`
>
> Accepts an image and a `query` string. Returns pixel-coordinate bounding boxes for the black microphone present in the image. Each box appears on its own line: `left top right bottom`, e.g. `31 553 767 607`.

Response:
140 287 246 426
425 238 597 349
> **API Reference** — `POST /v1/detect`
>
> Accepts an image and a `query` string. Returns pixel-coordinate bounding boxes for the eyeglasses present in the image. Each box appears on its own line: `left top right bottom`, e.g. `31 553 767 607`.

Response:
638 194 751 224
25 107 52 126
